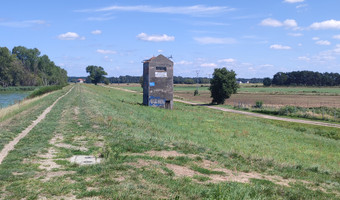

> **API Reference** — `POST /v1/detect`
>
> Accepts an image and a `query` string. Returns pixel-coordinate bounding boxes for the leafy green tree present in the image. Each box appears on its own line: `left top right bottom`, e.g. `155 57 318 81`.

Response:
209 67 238 104
0 47 13 87
86 65 107 85
12 46 40 73
263 77 272 87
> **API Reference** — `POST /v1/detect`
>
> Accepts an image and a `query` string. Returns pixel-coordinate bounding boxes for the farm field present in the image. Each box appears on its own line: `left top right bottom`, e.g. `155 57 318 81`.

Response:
0 84 339 199
116 84 340 108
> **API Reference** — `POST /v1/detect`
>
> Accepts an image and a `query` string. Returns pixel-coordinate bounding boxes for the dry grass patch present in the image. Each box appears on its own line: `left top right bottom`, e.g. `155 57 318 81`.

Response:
126 150 326 189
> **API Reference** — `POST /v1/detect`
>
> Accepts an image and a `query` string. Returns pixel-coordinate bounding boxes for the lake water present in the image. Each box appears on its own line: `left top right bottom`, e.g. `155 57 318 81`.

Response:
0 92 30 108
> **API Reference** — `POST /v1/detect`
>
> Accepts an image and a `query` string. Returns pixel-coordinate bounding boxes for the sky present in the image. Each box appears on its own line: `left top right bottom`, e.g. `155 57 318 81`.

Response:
1 0 340 78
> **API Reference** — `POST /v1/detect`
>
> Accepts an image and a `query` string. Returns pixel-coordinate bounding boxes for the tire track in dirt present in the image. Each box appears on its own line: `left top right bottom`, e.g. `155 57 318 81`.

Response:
106 86 340 129
0 86 74 165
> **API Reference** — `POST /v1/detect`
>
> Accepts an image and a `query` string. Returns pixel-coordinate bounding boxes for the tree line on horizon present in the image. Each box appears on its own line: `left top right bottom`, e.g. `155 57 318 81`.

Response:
68 76 264 84
0 46 67 87
266 71 340 86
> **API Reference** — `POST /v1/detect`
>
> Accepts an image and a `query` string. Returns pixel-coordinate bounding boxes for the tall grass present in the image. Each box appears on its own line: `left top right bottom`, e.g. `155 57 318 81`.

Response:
27 84 68 99
0 86 37 92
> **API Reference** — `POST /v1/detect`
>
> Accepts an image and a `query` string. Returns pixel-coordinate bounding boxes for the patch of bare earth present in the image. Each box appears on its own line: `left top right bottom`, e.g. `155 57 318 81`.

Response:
38 194 77 200
31 134 78 182
126 150 335 192
51 133 88 152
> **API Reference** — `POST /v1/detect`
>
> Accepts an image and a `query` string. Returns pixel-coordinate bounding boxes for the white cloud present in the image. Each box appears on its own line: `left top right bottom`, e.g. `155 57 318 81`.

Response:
91 30 102 35
78 5 234 16
0 20 47 28
334 44 340 53
200 63 217 68
312 37 320 40
194 37 236 44
175 60 193 65
104 56 113 62
310 19 340 30
316 40 331 46
218 58 236 63
87 17 114 21
298 56 310 61
296 4 308 9
283 19 298 27
260 18 282 27
260 18 298 29
333 35 340 39
284 0 304 3
57 32 85 40
288 33 303 37
137 32 175 42
270 44 291 50
96 49 117 54
157 50 163 53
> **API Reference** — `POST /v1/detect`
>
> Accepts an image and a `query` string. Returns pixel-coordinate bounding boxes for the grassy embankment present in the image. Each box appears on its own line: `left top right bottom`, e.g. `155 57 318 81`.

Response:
119 84 340 124
0 83 339 199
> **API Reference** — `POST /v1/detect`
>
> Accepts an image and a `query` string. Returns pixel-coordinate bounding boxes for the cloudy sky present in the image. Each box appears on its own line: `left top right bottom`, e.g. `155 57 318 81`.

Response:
1 0 340 78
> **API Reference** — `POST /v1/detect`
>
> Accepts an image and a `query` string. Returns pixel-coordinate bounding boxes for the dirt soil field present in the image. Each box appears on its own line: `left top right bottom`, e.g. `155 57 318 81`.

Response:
175 91 340 108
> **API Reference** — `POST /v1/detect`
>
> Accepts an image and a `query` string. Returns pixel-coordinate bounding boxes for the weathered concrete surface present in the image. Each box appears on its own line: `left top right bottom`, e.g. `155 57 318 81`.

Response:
70 155 102 165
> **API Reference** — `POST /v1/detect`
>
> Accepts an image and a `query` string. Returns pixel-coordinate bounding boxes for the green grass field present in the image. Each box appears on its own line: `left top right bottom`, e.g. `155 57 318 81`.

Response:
0 84 339 199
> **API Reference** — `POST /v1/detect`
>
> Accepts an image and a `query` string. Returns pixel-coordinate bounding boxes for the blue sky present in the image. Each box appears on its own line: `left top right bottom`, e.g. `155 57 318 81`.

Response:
1 0 340 78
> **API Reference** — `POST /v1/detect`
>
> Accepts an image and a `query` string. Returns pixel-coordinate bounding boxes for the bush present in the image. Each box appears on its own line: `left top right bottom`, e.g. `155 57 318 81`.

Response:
27 84 67 99
263 78 272 87
194 89 199 96
255 101 263 108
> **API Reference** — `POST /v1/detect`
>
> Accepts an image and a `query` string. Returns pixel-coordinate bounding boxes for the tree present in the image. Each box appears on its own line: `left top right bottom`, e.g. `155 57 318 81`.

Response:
263 77 272 87
86 65 107 85
209 67 238 104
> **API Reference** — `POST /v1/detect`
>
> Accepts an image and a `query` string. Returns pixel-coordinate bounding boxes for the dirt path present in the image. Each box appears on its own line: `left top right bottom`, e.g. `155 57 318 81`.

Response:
107 86 340 129
175 99 340 129
0 86 74 165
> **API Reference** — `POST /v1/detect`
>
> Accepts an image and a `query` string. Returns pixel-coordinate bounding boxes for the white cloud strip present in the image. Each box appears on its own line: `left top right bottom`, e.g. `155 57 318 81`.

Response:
77 5 234 16
260 18 298 28
57 32 85 40
315 40 331 46
333 35 340 39
194 37 236 44
175 61 193 65
310 19 340 30
284 0 304 3
218 58 236 63
200 63 217 68
137 33 175 42
91 30 102 35
96 49 117 54
0 20 46 28
270 44 291 50
260 18 282 27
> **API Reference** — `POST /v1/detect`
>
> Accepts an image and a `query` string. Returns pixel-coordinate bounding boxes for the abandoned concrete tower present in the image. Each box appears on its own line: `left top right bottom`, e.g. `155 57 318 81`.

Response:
143 54 173 109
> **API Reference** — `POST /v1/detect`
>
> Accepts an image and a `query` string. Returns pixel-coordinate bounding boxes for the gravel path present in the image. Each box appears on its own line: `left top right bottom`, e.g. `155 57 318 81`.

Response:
175 99 340 129
0 87 74 165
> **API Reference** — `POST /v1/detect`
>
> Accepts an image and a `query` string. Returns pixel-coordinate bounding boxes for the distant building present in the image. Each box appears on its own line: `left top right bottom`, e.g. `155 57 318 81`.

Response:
143 54 173 109
77 79 85 83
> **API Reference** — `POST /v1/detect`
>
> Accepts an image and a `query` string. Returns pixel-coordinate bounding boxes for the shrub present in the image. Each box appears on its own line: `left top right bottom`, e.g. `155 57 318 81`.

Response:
27 84 67 99
255 101 263 108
